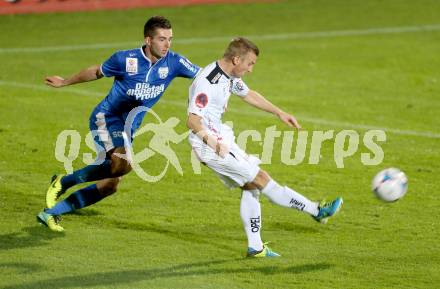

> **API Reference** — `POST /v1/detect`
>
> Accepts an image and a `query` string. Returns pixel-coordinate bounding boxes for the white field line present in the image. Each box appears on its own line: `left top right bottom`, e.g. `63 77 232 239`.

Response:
1 24 440 53
1 80 439 139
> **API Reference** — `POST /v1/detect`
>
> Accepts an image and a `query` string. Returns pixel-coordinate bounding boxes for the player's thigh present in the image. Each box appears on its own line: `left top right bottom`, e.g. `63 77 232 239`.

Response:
196 146 260 188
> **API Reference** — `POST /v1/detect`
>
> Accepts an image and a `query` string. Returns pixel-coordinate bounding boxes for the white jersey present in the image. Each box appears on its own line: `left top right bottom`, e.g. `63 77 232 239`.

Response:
187 61 249 141
187 61 261 189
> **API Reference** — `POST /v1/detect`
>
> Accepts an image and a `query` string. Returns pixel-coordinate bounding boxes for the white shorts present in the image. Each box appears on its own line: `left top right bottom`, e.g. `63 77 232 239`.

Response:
189 126 261 189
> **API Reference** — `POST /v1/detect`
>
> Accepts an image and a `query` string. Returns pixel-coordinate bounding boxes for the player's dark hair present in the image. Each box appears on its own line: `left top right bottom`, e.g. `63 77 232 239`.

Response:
144 16 172 37
223 37 259 59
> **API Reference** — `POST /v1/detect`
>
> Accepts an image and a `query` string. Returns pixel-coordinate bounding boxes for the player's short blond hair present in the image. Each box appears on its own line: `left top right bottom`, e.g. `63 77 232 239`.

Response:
223 37 259 60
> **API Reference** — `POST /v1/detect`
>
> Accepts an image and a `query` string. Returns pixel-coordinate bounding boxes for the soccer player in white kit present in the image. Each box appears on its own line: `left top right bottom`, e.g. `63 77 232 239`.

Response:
187 37 343 257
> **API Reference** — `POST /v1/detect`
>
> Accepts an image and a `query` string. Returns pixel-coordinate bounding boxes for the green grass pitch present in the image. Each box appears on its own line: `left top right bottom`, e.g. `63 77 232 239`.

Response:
1 0 439 288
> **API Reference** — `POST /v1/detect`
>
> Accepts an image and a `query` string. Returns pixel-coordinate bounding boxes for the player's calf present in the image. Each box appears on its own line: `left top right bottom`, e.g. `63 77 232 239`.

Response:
260 178 320 216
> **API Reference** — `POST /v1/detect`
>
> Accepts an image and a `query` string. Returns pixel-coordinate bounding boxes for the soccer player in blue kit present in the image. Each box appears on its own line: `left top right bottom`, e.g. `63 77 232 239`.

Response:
37 16 200 232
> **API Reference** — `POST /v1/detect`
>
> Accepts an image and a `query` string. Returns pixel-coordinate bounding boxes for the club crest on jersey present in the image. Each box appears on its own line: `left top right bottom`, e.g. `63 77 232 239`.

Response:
126 58 138 74
234 80 244 92
195 93 208 108
158 66 169 79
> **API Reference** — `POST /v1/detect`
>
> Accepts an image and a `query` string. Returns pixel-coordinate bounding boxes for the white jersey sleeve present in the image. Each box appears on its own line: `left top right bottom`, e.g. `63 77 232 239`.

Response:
188 79 212 117
231 78 249 97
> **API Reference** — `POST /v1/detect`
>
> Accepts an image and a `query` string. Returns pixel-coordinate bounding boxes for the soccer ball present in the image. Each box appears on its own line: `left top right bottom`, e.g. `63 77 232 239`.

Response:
372 168 408 202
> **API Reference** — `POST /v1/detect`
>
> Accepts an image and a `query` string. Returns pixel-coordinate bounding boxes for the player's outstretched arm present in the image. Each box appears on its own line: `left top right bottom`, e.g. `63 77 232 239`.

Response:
186 113 229 157
242 90 301 129
45 64 103 88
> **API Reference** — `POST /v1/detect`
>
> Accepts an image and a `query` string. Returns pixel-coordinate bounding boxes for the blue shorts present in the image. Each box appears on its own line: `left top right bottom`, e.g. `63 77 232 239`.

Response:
89 109 126 154
89 104 145 154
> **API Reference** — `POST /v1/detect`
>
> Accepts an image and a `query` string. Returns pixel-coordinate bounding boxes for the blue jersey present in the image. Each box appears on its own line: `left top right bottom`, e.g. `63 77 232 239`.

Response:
89 47 199 152
98 46 199 116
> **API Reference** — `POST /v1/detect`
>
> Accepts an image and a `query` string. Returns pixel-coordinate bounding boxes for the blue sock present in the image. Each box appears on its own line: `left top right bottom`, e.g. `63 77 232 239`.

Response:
61 159 112 190
46 184 104 215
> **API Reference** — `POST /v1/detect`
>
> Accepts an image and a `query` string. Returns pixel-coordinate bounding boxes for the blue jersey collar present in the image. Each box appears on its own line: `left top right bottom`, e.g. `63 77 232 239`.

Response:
140 45 169 64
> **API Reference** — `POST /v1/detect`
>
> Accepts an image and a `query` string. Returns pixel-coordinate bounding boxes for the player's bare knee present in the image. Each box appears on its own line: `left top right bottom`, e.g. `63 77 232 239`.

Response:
110 155 132 177
98 178 120 196
242 183 258 191
113 161 131 176
100 186 117 197
251 170 271 190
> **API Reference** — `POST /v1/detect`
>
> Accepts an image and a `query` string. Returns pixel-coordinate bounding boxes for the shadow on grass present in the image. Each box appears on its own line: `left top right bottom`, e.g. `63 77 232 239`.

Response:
94 217 243 253
3 259 332 289
269 221 320 233
68 209 103 217
0 262 44 274
0 226 64 251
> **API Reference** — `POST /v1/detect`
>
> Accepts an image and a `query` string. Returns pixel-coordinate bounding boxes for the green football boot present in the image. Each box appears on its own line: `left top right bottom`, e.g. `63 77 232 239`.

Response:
313 197 343 224
46 174 65 209
247 243 281 258
36 211 64 232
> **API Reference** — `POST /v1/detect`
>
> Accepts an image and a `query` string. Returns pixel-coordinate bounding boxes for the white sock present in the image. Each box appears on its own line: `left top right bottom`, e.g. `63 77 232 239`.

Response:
261 179 319 216
240 190 263 251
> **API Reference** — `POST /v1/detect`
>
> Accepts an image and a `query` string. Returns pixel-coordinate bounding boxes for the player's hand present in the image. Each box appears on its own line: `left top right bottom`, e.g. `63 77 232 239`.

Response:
278 111 301 130
45 76 66 88
216 142 229 158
